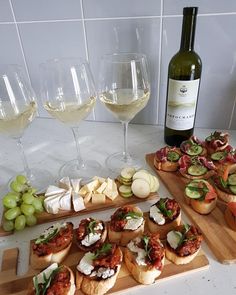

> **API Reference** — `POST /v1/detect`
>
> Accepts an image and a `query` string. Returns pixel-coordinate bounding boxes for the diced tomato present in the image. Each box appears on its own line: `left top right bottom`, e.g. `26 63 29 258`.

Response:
205 182 217 201
228 202 236 217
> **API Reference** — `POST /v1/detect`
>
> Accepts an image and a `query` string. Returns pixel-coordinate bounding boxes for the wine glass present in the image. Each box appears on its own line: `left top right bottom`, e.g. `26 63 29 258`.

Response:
0 64 53 190
40 58 101 179
98 53 150 173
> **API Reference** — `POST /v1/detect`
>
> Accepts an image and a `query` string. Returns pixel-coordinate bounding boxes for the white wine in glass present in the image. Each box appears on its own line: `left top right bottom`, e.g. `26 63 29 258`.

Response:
99 53 150 173
0 65 53 190
40 58 101 179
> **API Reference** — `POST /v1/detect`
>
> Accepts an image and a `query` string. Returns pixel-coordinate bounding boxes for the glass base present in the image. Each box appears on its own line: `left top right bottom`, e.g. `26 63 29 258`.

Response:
59 159 101 180
9 168 54 193
105 152 143 174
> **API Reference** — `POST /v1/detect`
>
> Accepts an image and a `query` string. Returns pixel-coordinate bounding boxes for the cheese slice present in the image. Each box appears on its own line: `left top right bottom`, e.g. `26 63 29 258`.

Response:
59 190 72 211
84 180 100 193
33 263 58 285
79 186 89 197
71 178 82 193
93 176 106 183
96 182 107 194
72 192 85 211
104 179 118 200
44 195 61 214
91 193 106 204
84 192 92 204
45 185 66 197
58 177 71 190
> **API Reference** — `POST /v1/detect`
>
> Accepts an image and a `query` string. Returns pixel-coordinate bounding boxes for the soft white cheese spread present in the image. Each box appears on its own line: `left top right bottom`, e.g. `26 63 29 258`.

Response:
94 222 103 231
124 217 143 230
77 252 94 275
33 263 58 285
167 230 182 250
150 205 165 225
127 238 147 266
40 222 67 239
81 232 101 247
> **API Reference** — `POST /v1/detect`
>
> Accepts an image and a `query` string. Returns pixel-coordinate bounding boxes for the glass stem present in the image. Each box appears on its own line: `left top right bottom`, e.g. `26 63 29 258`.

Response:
71 127 84 168
122 121 130 162
16 137 31 177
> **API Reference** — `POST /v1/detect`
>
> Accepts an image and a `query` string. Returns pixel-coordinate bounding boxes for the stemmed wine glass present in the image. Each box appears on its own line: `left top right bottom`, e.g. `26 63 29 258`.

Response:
0 64 53 190
40 58 101 179
98 53 150 172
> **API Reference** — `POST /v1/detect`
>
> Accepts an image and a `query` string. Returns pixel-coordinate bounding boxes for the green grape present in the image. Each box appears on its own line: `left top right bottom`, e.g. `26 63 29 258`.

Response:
16 175 27 185
10 181 24 193
22 192 35 205
25 215 37 226
4 207 21 220
2 219 14 232
20 203 35 216
3 195 17 209
27 187 37 194
15 215 26 231
5 192 20 202
32 198 44 213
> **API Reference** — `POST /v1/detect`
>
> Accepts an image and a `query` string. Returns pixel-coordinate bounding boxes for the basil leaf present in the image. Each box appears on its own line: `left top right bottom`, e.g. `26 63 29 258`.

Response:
158 199 173 218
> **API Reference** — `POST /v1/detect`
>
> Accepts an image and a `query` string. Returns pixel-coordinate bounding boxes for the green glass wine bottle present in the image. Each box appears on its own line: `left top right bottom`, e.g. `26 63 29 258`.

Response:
164 7 202 147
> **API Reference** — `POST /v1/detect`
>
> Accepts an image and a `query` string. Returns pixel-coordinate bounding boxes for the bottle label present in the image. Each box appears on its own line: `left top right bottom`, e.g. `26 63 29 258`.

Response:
166 78 200 130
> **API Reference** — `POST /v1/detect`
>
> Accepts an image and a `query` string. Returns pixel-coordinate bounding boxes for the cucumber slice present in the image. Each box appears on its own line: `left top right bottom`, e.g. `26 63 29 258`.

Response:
186 145 203 156
187 165 208 176
117 176 132 185
120 167 136 181
119 185 133 198
228 174 236 186
131 179 150 198
229 185 236 195
167 151 180 162
211 151 226 161
185 180 205 199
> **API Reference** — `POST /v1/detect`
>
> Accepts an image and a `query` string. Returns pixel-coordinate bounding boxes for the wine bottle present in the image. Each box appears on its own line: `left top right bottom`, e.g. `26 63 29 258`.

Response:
164 7 202 147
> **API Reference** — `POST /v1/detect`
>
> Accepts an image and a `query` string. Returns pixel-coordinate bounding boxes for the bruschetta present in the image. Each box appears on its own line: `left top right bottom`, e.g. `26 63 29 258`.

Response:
76 218 107 251
184 179 217 214
212 170 236 203
27 263 75 295
154 146 182 172
205 131 229 155
210 146 235 166
166 224 203 265
224 202 236 231
30 222 73 269
147 198 181 239
108 205 144 246
180 136 207 157
76 243 122 295
178 155 216 179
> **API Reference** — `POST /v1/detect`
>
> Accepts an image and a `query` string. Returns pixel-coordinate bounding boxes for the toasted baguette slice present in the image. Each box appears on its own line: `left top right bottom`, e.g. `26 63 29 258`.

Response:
154 155 179 172
76 247 123 295
27 265 75 295
224 206 236 231
165 244 200 265
147 212 181 239
184 196 217 215
30 241 72 270
108 206 145 246
179 169 216 180
215 186 236 203
124 247 164 285
76 221 107 252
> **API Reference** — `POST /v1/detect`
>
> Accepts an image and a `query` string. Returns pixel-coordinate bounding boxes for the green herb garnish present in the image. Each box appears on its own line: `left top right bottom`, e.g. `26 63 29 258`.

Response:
142 235 152 261
35 228 59 245
87 220 96 234
158 198 173 218
177 224 191 247
118 211 143 220
186 184 209 200
93 243 112 260
220 177 228 188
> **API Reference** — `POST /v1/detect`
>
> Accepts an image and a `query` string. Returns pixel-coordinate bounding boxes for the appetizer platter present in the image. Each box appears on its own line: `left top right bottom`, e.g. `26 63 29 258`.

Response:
146 131 236 264
0 204 209 295
0 169 159 237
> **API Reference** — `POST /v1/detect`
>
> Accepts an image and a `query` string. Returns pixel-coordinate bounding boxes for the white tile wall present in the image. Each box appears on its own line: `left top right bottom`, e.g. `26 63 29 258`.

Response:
0 0 235 129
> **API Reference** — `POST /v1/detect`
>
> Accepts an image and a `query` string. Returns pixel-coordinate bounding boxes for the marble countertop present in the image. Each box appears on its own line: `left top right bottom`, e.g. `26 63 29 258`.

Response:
0 117 236 295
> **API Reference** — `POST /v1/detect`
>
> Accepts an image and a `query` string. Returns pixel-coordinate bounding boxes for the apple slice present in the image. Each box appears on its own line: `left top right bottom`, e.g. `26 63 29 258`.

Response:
132 171 151 185
150 175 160 193
131 179 150 198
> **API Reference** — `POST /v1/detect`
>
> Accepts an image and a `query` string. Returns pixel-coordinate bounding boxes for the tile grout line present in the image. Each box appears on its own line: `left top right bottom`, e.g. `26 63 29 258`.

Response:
228 95 236 129
156 0 164 125
80 0 96 121
8 0 32 86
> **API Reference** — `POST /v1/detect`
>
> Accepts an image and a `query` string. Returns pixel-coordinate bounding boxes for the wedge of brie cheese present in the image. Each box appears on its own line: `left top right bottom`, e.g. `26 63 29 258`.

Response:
72 192 85 212
45 185 66 197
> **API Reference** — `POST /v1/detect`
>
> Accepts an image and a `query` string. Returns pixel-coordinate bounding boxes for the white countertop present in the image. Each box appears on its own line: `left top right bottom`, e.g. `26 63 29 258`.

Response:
0 118 236 295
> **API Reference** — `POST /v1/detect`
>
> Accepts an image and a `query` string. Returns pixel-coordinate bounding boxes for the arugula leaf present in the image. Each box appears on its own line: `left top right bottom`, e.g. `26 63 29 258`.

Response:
93 243 112 260
177 224 191 247
220 177 228 188
183 224 190 233
35 228 59 245
118 211 142 220
142 236 152 261
87 220 96 234
34 276 40 295
158 198 173 218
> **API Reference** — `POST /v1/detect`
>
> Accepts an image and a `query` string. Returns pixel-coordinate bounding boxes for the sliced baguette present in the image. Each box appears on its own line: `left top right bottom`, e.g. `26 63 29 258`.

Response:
147 212 181 239
76 247 123 295
215 186 236 203
124 247 164 285
154 155 179 172
179 169 216 180
165 244 200 265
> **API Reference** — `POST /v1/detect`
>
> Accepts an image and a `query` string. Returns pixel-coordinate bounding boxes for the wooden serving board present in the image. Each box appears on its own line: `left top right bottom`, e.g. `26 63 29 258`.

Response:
0 192 158 237
146 153 236 265
0 241 209 295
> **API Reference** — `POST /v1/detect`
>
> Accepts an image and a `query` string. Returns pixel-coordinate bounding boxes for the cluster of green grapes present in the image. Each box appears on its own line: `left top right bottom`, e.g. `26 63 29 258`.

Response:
2 175 44 232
